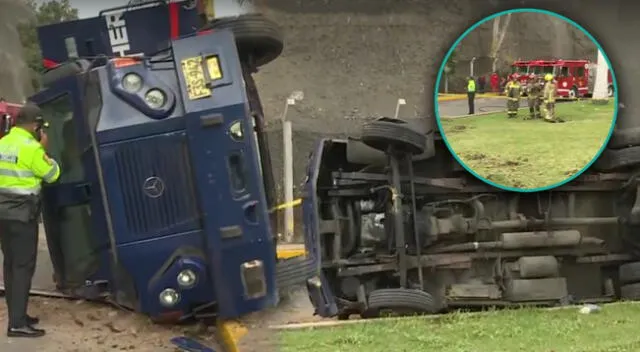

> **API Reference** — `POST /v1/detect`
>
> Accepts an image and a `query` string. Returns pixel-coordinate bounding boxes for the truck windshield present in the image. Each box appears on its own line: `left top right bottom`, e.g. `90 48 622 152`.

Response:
39 95 81 179
38 92 98 287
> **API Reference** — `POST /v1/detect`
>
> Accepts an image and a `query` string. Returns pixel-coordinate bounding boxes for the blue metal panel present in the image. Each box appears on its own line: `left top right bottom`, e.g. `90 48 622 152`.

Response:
95 65 186 135
172 29 277 318
116 229 214 315
37 1 200 65
303 139 338 317
100 131 201 244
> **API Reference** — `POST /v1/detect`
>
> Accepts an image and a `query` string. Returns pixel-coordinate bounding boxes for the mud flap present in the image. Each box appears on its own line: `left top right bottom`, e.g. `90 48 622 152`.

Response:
275 255 316 289
275 256 337 317
305 273 338 317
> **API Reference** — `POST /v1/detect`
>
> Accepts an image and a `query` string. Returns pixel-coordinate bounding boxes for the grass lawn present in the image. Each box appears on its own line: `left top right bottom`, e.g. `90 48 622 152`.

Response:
279 303 640 352
439 100 615 189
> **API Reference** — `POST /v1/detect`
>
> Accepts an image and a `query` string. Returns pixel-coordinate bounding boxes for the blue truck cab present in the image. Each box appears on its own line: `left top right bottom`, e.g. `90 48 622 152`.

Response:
29 0 318 321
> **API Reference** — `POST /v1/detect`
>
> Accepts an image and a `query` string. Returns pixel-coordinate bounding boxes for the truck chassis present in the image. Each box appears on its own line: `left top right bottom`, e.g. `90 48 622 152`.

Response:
305 117 640 319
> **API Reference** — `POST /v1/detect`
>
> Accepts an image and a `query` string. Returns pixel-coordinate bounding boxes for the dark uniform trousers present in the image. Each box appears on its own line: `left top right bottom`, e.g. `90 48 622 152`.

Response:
0 219 38 328
467 91 475 114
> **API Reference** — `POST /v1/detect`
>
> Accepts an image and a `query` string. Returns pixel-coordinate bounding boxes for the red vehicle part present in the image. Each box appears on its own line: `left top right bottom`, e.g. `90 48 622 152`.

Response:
508 59 614 98
0 100 20 138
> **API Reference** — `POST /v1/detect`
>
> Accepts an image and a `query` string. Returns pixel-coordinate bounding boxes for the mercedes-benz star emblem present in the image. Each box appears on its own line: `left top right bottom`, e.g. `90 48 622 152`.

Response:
142 176 165 198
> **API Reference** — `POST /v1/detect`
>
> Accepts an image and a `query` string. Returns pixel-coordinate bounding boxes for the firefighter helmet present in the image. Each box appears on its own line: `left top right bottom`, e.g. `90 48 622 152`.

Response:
544 73 554 81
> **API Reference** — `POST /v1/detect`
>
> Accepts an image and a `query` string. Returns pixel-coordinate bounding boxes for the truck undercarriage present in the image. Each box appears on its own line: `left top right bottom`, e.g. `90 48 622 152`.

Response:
305 117 640 319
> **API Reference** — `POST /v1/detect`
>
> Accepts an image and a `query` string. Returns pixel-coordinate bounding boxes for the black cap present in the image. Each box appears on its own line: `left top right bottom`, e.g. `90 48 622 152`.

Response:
16 102 42 124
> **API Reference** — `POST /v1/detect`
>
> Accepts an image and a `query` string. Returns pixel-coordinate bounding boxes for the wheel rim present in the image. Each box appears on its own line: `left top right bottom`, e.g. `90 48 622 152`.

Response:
608 87 614 97
569 89 576 98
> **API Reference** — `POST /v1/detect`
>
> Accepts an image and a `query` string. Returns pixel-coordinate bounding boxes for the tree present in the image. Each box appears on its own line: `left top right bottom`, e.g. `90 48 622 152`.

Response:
18 0 79 90
489 13 511 73
592 49 610 103
442 49 457 93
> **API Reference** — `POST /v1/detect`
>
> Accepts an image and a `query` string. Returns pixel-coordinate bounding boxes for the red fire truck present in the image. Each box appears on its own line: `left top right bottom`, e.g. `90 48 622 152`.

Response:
0 99 20 138
508 59 613 98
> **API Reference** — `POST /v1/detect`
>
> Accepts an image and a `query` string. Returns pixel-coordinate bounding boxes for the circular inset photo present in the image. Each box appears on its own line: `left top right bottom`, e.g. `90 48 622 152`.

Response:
435 9 618 191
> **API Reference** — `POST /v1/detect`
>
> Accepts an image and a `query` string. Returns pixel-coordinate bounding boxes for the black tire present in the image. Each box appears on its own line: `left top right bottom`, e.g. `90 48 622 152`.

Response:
202 14 283 68
41 60 91 87
594 146 640 170
620 262 640 284
366 288 436 316
621 282 640 300
608 85 614 98
361 119 426 155
609 128 640 149
570 86 579 99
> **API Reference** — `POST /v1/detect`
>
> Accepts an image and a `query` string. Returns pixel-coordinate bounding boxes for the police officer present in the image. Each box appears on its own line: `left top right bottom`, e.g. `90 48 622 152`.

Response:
542 74 564 123
525 75 543 120
504 77 522 118
0 102 60 338
467 76 476 115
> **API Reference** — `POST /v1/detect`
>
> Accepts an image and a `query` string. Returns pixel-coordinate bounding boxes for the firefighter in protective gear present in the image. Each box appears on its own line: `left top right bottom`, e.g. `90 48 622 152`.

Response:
526 75 543 120
542 73 563 123
0 102 60 338
504 77 522 118
467 76 476 115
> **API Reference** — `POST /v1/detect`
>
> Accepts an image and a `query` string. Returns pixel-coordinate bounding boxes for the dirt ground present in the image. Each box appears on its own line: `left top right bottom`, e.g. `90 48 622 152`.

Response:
0 227 322 351
0 286 321 351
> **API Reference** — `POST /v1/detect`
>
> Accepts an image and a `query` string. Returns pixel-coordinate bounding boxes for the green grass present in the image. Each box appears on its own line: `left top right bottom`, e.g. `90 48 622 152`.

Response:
440 101 615 189
279 303 640 352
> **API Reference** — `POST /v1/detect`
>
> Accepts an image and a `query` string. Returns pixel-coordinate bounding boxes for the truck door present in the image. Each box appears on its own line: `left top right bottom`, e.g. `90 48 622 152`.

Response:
172 29 277 318
31 76 107 291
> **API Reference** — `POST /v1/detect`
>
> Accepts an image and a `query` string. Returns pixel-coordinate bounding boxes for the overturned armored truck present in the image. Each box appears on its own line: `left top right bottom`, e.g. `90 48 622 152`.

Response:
302 115 640 319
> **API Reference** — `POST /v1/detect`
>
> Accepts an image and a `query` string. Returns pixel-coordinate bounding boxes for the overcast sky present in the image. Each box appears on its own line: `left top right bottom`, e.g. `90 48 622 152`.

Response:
36 0 130 19
70 0 130 18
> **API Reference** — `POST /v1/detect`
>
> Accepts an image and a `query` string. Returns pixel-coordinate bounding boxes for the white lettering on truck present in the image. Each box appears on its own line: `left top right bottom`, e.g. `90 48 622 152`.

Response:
104 11 142 57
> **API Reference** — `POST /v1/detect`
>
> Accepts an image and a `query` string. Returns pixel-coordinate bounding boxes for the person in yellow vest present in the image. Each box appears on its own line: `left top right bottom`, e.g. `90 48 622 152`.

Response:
0 102 60 338
542 73 564 123
504 77 522 118
467 76 476 115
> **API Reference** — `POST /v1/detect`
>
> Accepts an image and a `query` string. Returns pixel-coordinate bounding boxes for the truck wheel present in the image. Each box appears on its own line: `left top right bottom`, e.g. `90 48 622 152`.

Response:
202 14 283 68
619 262 640 284
608 128 640 149
621 282 640 300
361 119 426 155
594 146 640 171
569 87 578 99
608 85 615 97
365 288 436 317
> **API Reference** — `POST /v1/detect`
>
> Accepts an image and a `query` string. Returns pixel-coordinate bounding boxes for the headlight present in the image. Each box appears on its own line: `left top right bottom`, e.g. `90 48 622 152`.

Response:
122 73 143 93
145 89 167 109
158 288 181 307
177 269 197 289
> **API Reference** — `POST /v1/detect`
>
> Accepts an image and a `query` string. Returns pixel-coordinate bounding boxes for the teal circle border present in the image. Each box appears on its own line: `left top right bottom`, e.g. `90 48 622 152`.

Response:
433 8 619 193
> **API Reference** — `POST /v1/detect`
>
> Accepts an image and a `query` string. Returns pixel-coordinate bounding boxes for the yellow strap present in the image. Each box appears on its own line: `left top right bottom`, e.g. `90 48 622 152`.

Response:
270 198 302 212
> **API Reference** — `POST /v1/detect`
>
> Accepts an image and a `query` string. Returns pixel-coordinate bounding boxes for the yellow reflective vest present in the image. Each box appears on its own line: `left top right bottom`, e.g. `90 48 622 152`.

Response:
0 127 60 221
467 80 476 93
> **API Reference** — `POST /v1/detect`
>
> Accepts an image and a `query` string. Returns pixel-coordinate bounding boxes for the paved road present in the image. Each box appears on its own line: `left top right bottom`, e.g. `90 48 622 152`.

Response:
437 97 528 118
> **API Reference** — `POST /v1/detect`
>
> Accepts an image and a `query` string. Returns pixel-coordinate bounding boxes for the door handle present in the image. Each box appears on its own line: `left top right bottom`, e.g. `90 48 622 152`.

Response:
243 200 259 225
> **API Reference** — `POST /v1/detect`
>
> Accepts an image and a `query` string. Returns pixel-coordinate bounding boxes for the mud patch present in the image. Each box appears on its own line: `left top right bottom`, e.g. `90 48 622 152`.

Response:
446 125 470 134
463 152 486 161
502 160 521 167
